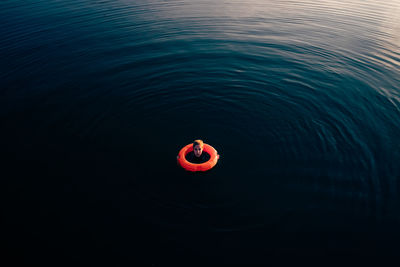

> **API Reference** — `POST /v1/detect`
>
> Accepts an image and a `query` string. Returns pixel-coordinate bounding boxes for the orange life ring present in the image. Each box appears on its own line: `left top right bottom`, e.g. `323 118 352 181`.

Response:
177 143 219 172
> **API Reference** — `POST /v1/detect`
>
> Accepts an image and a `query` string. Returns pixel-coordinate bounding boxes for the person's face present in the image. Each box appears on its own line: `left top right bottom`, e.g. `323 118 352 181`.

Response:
194 145 203 157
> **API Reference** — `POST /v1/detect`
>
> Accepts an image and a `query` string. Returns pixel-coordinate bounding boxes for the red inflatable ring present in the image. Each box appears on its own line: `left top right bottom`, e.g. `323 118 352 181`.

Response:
177 143 219 172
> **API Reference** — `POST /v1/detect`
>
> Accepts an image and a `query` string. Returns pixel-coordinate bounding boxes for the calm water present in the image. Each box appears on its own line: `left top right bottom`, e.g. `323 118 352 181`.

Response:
2 0 400 264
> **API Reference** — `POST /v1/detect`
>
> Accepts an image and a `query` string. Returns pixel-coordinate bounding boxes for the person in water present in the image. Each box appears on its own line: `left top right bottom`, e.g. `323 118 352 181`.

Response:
186 139 210 164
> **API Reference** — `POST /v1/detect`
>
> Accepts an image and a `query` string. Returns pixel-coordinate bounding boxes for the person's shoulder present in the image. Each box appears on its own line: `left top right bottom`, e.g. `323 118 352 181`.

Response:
186 151 194 160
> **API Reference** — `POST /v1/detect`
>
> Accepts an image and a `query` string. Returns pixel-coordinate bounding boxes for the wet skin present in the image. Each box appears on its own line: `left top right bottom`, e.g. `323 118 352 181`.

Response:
194 145 203 157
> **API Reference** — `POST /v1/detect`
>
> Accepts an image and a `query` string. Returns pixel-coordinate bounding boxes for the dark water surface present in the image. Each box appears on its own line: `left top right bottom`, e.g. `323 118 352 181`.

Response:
2 0 400 264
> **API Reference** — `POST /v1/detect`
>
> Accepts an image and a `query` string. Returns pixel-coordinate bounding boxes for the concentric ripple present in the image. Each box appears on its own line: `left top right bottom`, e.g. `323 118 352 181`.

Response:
2 0 400 260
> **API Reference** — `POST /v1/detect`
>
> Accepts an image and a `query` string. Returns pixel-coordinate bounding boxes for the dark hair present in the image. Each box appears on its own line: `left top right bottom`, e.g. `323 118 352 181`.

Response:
193 139 204 149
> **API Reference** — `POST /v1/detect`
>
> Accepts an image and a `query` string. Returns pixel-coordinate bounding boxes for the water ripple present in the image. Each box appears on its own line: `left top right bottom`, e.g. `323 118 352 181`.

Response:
2 0 400 239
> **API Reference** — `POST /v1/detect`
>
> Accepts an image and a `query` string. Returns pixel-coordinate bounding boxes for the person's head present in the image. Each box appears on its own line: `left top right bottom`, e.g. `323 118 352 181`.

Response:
193 139 204 157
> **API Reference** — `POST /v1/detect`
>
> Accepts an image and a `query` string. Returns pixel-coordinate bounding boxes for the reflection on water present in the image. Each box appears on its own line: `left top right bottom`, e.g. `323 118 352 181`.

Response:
1 0 400 264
